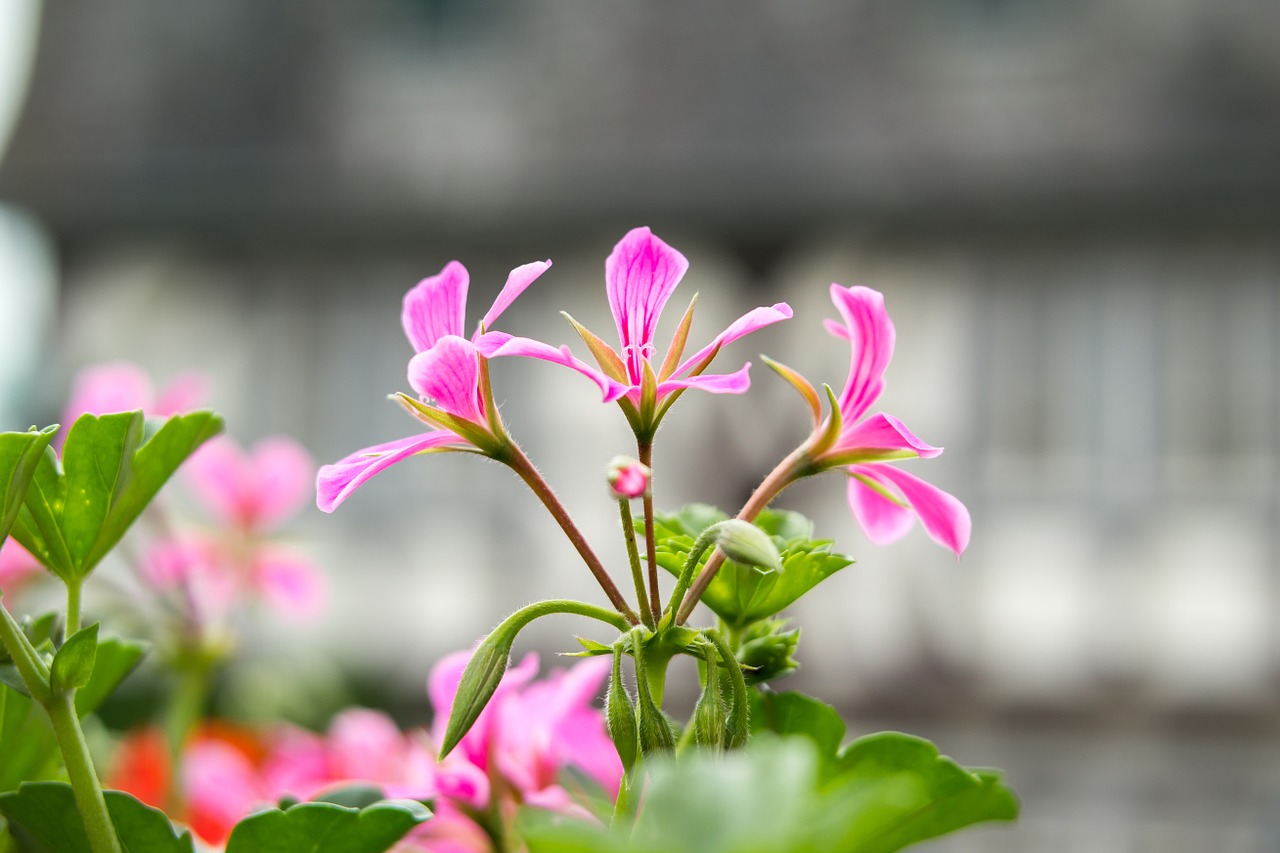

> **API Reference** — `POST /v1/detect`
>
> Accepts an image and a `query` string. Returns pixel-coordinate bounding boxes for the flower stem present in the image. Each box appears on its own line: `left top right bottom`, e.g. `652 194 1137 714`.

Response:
637 441 662 624
618 501 654 627
46 691 123 853
507 447 639 625
675 447 807 625
66 578 83 637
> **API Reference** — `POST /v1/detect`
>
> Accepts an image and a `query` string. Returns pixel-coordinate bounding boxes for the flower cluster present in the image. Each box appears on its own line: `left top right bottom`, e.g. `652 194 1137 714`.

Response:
109 652 618 850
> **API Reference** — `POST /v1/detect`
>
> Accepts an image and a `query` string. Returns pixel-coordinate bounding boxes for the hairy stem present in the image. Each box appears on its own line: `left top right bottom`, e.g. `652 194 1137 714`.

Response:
637 441 662 624
618 500 654 627
47 691 123 853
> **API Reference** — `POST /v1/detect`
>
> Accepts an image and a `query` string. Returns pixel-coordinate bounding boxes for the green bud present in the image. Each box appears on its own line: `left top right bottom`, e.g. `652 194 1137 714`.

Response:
606 646 638 771
692 648 727 750
632 634 675 757
738 619 801 686
438 622 515 759
715 519 782 572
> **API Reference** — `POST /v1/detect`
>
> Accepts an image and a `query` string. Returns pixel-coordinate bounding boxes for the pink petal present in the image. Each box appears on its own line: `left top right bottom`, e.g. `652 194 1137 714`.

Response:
846 473 916 547
254 549 325 619
260 727 331 801
478 260 551 335
830 285 895 423
0 539 41 595
181 740 263 832
186 436 313 530
672 303 793 379
327 709 407 784
479 333 628 403
833 412 943 459
606 227 689 381
153 371 209 416
656 362 753 398
316 431 463 512
407 336 486 425
402 261 469 353
850 464 971 557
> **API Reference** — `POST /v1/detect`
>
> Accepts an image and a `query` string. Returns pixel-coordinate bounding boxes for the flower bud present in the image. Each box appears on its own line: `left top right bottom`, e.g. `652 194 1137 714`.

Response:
714 519 782 572
606 646 639 771
606 456 651 499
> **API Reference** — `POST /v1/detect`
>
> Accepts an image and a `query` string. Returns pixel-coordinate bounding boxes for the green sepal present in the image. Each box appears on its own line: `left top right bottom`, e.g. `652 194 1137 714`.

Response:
12 411 223 582
49 624 97 694
562 312 629 383
657 294 698 381
807 384 845 460
0 782 194 852
0 427 58 546
224 798 431 853
762 355 822 429
392 393 503 456
569 636 614 657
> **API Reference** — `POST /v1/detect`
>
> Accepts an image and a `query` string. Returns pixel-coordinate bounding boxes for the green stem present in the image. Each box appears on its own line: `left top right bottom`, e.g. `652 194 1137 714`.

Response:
163 662 211 812
675 447 807 624
46 692 123 853
65 579 83 637
506 447 639 625
664 525 722 620
618 501 654 627
637 440 662 625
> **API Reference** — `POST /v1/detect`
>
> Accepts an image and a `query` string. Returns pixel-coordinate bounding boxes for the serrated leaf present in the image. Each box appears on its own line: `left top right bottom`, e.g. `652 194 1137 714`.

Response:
11 412 223 582
0 782 194 852
224 800 431 853
830 732 1020 853
49 624 98 693
0 427 58 546
653 506 852 628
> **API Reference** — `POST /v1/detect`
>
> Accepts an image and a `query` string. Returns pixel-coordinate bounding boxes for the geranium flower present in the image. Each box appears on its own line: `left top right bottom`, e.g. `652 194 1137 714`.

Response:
775 285 970 557
61 361 205 429
0 539 41 598
184 436 313 532
480 227 792 437
318 260 620 513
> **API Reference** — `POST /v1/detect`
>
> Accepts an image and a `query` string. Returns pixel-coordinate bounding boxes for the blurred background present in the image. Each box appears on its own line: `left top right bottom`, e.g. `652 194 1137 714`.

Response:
2 1 1280 850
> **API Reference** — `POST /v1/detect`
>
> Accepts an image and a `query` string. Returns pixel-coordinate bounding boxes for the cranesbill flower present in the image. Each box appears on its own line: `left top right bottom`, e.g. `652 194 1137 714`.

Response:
184 436 313 532
317 260 616 512
773 285 970 557
481 227 792 437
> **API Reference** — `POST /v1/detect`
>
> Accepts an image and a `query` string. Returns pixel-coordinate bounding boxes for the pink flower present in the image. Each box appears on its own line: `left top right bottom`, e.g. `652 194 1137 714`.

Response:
184 435 313 532
482 227 792 434
428 649 622 807
318 260 610 513
801 285 970 557
62 362 205 427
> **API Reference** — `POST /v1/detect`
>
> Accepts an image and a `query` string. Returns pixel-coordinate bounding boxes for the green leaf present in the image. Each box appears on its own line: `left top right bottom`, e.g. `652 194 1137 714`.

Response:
49 624 98 693
11 412 223 582
0 688 59 792
0 427 58 546
653 506 853 629
829 732 1020 853
224 800 431 853
749 689 846 781
74 635 147 717
0 782 194 852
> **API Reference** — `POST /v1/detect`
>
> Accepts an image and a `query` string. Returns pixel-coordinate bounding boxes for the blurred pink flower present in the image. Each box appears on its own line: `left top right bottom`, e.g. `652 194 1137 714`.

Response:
812 285 970 557
184 435 313 532
62 361 206 427
0 538 41 597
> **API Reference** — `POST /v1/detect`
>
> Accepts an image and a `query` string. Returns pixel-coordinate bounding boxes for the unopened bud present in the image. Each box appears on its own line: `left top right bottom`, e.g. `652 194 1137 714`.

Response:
607 456 651 499
715 519 782 572
738 619 800 686
606 646 639 771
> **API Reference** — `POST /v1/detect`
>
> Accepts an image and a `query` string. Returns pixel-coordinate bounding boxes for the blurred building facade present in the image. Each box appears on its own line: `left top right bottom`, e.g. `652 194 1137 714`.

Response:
2 3 1280 850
